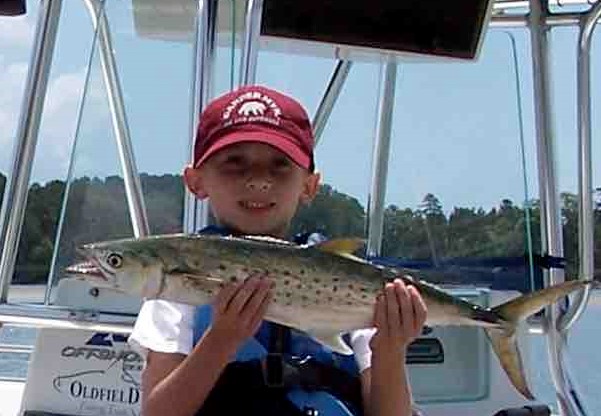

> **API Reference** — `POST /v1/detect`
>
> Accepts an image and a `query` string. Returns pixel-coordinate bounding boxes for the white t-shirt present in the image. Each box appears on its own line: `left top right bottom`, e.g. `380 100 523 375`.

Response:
129 299 376 372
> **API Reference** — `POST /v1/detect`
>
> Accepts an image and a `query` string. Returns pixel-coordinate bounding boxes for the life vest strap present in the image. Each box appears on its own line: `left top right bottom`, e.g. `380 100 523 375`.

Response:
260 355 363 414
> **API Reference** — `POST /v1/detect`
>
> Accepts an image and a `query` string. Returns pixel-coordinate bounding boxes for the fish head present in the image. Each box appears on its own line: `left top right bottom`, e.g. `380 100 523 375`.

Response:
64 240 158 295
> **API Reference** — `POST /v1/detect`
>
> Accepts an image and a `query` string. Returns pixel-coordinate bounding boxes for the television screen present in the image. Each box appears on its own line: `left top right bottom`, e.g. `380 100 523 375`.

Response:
261 0 493 60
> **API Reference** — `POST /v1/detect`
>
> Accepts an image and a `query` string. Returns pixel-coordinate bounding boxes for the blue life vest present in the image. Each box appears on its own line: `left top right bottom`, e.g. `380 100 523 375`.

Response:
192 226 362 416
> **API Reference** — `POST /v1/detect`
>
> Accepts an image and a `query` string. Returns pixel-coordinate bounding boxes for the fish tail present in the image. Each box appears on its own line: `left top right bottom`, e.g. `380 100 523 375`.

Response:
485 279 598 400
484 327 534 399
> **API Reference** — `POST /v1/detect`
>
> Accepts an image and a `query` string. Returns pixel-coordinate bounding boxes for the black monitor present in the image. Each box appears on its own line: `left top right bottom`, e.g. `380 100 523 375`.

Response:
0 0 26 16
261 0 494 60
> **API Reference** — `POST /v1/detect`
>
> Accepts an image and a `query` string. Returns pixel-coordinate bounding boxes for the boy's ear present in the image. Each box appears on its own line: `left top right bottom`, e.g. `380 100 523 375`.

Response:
300 171 321 204
183 165 208 199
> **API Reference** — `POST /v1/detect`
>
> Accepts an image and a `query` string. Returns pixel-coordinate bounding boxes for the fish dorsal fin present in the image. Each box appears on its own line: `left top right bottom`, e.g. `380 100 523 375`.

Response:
315 238 364 255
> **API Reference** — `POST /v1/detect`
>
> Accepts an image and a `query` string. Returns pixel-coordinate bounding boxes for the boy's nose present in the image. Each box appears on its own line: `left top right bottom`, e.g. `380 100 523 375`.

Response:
245 178 272 192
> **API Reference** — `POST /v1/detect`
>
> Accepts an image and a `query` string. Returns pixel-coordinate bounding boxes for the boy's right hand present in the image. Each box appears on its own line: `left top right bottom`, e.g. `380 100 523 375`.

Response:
206 274 273 354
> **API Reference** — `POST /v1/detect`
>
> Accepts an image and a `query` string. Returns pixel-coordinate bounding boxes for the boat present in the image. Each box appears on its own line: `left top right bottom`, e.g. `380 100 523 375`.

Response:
0 0 599 415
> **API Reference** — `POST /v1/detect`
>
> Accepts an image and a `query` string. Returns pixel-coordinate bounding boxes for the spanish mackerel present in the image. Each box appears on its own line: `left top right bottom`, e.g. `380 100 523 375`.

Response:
64 233 597 400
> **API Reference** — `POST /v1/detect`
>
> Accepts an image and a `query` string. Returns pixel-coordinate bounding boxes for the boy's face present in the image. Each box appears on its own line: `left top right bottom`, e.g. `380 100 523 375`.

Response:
184 142 320 237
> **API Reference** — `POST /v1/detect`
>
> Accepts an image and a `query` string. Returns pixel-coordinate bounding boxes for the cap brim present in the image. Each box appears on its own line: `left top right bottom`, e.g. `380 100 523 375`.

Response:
195 131 311 170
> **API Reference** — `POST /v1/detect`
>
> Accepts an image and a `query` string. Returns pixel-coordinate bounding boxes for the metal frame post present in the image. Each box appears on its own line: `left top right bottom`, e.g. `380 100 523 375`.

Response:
184 0 218 234
558 1 601 332
528 0 587 414
239 0 264 86
0 0 63 303
82 0 150 239
312 60 353 144
366 60 397 258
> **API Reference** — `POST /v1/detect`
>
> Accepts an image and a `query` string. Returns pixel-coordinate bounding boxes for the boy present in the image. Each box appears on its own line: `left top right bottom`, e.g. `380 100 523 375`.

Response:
129 85 427 416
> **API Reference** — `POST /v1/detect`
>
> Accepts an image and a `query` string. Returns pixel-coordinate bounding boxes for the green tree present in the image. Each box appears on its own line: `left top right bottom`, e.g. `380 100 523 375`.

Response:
291 184 365 239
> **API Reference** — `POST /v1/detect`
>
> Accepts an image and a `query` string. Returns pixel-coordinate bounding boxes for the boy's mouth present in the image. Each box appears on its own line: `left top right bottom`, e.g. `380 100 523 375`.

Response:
239 200 276 210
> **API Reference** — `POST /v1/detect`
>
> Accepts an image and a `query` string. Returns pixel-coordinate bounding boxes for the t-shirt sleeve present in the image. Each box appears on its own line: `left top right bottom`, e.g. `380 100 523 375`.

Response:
349 328 377 373
128 299 196 359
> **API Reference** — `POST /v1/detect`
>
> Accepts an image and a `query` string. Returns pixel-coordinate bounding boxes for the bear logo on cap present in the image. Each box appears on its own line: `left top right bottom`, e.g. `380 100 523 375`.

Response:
221 91 283 129
238 101 267 117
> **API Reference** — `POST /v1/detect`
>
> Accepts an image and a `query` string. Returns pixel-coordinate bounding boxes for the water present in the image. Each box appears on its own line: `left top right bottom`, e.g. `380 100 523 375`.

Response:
1 293 600 413
0 326 37 380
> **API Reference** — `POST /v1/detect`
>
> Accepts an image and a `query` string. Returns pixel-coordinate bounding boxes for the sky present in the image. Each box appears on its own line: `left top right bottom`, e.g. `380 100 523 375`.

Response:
0 0 599 215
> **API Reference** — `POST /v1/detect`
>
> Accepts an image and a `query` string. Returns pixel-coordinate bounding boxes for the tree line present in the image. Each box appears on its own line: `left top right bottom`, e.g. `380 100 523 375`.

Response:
1 173 599 288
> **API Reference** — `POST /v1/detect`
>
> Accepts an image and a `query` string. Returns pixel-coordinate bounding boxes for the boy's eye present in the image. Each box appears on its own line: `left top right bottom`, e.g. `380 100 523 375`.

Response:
272 157 292 171
220 155 247 171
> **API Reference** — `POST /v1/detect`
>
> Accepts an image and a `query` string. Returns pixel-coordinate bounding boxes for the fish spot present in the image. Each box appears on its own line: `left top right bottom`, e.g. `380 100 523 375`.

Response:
297 284 303 290
284 280 290 286
332 277 339 283
332 286 338 292
283 270 291 276
348 284 354 290
361 294 368 300
313 278 320 284
285 292 292 298
347 301 353 306
315 289 321 295
229 276 237 282
218 264 226 271
300 269 306 275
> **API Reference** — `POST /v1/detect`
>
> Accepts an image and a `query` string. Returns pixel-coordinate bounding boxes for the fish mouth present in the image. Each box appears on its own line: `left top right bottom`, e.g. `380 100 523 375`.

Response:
64 260 108 281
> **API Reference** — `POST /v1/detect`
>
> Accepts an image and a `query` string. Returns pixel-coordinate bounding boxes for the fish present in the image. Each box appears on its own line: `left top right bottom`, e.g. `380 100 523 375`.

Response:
64 232 598 400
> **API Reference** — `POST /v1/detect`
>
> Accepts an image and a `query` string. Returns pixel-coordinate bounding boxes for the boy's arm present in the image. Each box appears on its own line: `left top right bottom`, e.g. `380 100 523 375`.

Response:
361 279 427 416
142 331 237 416
142 275 272 416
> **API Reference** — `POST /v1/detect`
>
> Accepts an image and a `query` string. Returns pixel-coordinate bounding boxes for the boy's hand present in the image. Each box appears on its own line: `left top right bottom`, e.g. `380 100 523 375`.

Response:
207 274 273 354
370 278 427 360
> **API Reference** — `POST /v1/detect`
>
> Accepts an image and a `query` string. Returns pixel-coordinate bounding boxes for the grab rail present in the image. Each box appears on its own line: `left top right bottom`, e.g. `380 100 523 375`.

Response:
0 303 135 334
558 0 601 332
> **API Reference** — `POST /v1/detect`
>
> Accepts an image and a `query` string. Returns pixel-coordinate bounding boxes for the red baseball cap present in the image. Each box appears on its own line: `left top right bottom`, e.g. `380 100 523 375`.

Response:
194 85 315 171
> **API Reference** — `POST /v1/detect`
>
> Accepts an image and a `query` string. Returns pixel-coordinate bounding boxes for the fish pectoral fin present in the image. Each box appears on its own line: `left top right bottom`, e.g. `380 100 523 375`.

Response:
315 238 365 256
485 328 534 400
239 235 295 246
167 270 223 285
308 329 353 355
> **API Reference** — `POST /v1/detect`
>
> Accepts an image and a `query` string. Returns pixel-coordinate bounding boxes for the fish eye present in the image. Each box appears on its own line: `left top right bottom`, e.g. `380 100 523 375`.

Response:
106 253 123 269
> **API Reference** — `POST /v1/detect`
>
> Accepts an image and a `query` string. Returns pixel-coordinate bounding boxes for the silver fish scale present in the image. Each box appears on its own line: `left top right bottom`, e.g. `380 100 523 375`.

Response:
195 256 378 312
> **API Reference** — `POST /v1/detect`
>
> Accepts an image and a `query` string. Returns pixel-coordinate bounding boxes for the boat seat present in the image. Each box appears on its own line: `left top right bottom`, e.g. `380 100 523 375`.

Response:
0 0 26 16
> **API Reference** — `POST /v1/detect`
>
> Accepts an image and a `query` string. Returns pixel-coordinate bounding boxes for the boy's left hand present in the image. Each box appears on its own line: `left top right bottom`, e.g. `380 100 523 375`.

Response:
369 278 427 358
